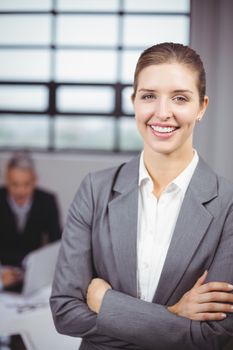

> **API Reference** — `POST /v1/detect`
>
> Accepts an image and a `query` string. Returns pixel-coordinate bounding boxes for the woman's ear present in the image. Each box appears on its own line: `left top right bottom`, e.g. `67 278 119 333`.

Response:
197 95 209 122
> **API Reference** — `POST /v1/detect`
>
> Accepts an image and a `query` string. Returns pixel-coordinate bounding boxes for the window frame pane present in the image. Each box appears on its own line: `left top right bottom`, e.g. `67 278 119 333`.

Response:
124 0 190 13
54 116 115 151
0 15 52 45
123 15 190 48
0 0 52 11
57 86 115 113
0 115 49 148
0 50 51 81
0 0 191 152
0 85 48 111
55 50 117 83
56 15 118 47
56 0 119 12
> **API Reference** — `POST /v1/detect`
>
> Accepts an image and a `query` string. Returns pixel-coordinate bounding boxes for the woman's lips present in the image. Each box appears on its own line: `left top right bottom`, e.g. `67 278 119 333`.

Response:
149 124 179 138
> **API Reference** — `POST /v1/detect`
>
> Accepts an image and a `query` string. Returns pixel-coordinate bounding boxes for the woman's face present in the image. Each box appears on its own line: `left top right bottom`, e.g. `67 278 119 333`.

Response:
133 63 208 157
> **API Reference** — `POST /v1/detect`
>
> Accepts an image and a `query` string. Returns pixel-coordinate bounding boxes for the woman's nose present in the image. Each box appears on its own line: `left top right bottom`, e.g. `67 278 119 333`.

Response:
155 100 172 121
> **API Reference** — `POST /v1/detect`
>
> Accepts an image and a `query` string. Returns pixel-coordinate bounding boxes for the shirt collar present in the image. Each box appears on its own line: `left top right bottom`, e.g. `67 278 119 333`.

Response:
139 152 150 185
8 195 32 214
139 150 199 195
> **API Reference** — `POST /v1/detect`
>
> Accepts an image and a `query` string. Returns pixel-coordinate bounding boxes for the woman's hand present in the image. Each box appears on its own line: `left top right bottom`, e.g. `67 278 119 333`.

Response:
86 278 112 314
1 267 23 288
168 271 233 321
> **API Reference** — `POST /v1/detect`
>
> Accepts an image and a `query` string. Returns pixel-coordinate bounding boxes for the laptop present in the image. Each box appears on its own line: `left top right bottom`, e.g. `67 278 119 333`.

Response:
0 241 60 309
22 240 60 297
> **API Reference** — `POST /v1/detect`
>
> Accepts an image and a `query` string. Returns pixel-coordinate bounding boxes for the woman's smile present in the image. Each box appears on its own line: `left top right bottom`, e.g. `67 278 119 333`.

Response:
149 123 180 139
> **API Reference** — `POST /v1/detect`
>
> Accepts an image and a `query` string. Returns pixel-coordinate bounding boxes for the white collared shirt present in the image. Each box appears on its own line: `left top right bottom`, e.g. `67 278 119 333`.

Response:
8 195 32 232
137 151 199 302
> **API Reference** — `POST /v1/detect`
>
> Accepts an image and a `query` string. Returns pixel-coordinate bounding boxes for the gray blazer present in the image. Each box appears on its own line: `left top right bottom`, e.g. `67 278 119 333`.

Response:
50 155 233 350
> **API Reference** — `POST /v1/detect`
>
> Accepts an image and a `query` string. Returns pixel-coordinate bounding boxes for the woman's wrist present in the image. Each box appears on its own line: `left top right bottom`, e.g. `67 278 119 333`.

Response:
87 278 112 314
167 304 178 315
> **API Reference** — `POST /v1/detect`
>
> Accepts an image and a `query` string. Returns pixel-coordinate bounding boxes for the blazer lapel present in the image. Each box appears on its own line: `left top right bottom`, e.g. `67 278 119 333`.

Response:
153 157 218 305
108 155 140 298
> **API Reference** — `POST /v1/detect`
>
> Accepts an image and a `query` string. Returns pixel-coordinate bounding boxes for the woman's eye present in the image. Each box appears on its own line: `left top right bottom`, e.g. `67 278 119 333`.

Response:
142 94 155 100
173 96 187 103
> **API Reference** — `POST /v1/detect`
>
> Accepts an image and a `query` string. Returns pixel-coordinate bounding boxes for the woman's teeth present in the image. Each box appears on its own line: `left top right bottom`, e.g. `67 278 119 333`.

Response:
150 125 176 133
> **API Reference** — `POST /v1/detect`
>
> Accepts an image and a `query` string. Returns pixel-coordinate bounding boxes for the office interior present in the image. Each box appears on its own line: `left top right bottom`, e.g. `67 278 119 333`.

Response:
0 0 233 349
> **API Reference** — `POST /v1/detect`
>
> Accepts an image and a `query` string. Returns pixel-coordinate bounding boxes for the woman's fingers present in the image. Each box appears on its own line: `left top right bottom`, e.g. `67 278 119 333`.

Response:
194 301 233 314
191 312 227 321
193 270 208 288
198 291 233 304
197 281 233 294
168 275 233 320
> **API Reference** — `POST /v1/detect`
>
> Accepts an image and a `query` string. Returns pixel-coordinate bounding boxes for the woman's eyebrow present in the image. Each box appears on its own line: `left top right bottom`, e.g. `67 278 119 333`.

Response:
173 89 194 94
138 88 156 92
138 89 194 94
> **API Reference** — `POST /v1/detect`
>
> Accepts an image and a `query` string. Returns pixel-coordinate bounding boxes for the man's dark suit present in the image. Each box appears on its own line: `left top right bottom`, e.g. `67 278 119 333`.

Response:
0 187 61 267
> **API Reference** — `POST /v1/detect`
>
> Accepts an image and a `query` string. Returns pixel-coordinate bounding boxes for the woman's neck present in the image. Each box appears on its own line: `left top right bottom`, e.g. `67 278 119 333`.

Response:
143 147 194 198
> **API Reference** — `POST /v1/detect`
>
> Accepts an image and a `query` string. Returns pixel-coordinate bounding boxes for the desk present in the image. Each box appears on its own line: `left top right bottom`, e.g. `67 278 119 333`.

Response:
0 290 80 350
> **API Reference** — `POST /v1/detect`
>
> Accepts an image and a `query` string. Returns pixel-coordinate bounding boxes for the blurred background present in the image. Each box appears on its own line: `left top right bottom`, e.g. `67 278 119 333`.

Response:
0 0 232 221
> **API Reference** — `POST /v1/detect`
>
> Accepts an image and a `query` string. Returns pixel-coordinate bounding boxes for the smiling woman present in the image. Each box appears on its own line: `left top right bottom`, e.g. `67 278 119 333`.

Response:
50 43 233 350
133 63 208 169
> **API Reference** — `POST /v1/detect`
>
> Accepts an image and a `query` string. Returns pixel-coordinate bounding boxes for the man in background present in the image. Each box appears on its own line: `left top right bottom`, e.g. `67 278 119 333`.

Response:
0 152 61 291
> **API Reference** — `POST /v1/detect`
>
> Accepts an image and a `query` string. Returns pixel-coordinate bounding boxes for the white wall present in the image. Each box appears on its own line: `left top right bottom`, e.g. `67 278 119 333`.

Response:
0 152 133 226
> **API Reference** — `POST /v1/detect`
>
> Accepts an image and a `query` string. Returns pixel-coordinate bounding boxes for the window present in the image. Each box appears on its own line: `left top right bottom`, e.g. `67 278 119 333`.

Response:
0 0 190 152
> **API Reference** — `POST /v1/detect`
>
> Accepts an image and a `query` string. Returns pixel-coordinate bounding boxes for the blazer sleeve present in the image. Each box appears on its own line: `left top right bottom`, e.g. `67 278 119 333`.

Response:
50 175 141 349
50 174 99 338
97 208 233 350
